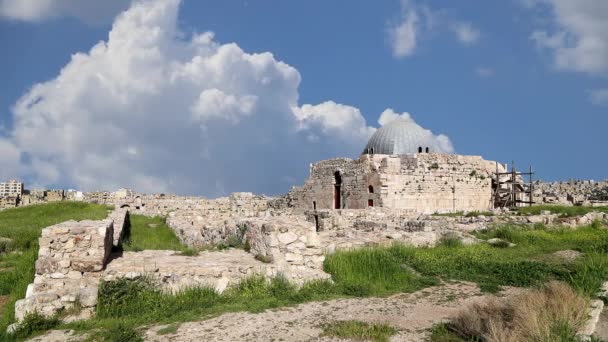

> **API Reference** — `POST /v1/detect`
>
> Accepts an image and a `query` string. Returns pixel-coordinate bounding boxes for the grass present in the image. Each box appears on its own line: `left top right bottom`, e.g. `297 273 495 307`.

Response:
122 215 189 252
157 323 180 335
0 202 110 339
327 224 608 294
517 204 608 217
321 320 397 342
4 209 608 340
433 281 589 342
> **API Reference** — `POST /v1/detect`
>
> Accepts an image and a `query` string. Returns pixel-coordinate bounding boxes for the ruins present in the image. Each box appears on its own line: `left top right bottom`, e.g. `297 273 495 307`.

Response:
6 117 608 328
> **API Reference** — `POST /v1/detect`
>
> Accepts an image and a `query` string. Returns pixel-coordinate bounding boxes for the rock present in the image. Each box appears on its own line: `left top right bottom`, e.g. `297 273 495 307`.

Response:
277 232 298 245
552 250 583 262
7 323 19 335
487 238 515 247
386 232 403 240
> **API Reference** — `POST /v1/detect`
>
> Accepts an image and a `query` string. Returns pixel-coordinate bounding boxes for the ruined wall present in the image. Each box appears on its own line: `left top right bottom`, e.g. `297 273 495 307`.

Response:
165 193 271 247
379 154 502 214
285 153 504 214
241 217 326 283
14 220 114 321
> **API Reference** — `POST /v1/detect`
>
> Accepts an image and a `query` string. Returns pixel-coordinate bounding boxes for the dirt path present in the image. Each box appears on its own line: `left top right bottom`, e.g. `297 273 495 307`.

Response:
143 282 489 342
30 282 507 342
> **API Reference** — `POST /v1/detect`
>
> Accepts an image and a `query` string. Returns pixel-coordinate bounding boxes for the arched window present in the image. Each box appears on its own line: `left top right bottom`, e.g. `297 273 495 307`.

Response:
425 147 430 153
368 185 374 193
418 146 423 153
370 148 374 154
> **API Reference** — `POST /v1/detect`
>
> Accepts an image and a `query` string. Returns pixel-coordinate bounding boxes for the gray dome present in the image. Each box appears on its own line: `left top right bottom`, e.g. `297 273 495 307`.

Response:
362 118 448 155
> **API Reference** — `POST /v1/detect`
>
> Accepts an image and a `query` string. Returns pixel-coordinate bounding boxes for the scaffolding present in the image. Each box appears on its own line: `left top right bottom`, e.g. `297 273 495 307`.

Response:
493 161 535 209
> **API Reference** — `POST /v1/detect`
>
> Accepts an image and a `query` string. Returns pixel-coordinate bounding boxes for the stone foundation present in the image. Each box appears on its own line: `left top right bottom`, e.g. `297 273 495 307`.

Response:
14 220 113 321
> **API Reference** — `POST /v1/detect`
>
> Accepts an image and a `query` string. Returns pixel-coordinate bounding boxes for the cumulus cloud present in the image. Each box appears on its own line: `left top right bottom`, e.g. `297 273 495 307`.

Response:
377 109 454 153
589 89 608 106
387 1 422 58
387 1 482 58
293 101 375 144
0 0 130 24
530 0 608 75
2 0 453 196
452 22 480 45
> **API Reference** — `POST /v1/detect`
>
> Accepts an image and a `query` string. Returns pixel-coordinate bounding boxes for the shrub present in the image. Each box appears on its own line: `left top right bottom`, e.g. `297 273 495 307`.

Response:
8 312 60 339
448 281 588 342
438 235 463 248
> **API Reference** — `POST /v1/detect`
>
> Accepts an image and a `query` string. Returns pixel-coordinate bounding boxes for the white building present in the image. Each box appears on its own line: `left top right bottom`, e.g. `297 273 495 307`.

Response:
0 180 24 197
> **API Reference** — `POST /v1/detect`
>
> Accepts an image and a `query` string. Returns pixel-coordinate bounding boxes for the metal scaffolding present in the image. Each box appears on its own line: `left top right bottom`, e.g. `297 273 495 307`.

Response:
493 161 535 209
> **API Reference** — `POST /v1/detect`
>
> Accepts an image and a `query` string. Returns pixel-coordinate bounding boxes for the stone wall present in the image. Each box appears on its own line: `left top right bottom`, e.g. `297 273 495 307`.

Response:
108 208 130 246
165 193 271 247
14 220 114 321
533 180 608 205
241 217 327 283
284 153 505 214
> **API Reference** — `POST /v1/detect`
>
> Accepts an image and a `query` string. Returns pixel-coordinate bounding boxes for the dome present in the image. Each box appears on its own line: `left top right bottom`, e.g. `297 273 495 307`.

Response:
362 118 449 155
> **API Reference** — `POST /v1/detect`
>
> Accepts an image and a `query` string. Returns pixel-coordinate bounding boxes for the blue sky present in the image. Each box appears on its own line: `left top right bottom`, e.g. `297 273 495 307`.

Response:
0 0 606 196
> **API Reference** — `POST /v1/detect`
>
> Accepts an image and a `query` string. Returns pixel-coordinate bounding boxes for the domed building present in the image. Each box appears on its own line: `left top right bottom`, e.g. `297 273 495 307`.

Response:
363 118 451 155
285 118 507 214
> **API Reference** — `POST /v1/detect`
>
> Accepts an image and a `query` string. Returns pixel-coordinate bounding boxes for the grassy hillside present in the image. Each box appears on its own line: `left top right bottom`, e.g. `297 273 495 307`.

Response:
0 202 110 335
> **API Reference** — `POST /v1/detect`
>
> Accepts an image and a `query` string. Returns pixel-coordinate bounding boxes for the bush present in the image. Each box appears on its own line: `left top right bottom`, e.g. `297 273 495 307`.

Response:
448 281 588 342
8 312 60 339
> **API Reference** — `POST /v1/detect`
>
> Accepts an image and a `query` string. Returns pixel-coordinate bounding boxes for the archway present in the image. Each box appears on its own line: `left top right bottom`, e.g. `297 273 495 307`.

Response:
334 171 342 209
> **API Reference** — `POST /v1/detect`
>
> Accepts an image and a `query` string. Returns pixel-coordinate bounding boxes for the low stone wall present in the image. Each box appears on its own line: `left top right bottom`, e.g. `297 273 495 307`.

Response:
103 250 280 293
108 208 129 246
14 220 113 321
241 217 327 283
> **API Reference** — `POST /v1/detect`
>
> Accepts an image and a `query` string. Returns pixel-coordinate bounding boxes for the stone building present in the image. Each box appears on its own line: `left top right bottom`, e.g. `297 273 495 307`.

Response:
285 119 505 214
0 179 24 197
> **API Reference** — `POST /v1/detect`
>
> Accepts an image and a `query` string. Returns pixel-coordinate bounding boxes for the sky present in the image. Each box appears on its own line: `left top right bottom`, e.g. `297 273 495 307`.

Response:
0 0 606 197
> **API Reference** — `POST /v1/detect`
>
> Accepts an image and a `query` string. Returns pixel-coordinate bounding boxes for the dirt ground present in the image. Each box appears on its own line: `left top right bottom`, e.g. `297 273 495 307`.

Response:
29 282 509 342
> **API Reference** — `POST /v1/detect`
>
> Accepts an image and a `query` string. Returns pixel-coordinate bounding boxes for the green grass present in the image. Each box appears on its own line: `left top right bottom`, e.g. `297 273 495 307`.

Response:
517 204 608 217
328 224 608 294
122 215 189 252
157 323 180 335
321 320 397 342
0 202 110 339
5 215 608 341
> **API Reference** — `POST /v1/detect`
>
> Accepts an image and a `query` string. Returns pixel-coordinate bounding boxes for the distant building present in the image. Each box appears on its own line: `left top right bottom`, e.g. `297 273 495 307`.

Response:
0 180 24 197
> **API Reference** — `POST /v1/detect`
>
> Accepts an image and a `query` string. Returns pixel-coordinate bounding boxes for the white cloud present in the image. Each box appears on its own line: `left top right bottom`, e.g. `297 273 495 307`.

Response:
387 1 420 58
452 22 480 45
474 66 495 78
377 109 454 153
530 0 608 75
0 139 21 180
378 108 412 126
589 88 608 106
293 101 375 144
0 0 130 24
386 1 482 58
2 0 453 196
